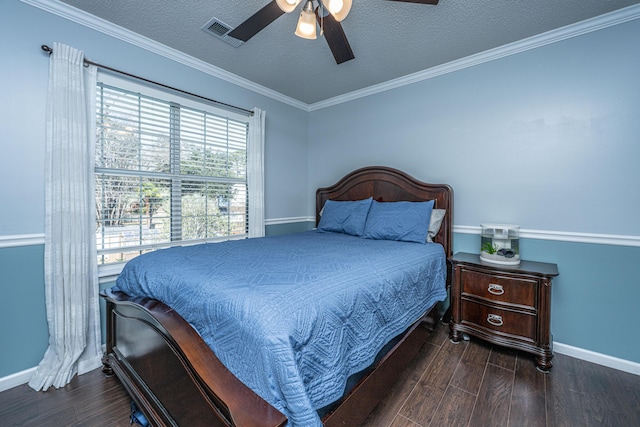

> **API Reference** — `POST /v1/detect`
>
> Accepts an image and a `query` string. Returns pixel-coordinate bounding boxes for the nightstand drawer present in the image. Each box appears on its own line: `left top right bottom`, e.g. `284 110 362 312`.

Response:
461 269 537 308
461 300 536 342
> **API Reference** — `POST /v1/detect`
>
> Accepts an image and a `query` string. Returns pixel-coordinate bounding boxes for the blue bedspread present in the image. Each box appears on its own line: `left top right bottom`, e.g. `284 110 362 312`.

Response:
114 230 447 426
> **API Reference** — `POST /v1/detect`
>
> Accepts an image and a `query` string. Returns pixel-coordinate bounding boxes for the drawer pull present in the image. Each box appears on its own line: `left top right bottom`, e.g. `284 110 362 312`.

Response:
487 314 504 327
488 283 504 295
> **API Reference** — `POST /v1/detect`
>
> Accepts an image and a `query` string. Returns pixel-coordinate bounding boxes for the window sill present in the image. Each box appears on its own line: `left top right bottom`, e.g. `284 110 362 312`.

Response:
98 262 126 285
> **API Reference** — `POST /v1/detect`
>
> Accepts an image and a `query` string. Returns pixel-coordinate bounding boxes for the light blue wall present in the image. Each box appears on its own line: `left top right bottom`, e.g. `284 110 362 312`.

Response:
307 19 640 236
0 1 308 377
0 246 48 376
265 222 314 236
2 1 640 379
308 19 640 363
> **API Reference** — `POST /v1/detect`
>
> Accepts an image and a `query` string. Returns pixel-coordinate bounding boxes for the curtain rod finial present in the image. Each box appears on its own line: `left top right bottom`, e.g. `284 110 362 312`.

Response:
41 45 52 54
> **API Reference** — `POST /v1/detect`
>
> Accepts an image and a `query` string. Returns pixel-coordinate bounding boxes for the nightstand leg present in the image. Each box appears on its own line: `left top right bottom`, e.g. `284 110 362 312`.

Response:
535 354 553 373
449 324 462 343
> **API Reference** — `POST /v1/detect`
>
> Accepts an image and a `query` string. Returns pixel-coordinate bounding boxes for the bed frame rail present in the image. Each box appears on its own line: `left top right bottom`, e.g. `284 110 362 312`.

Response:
322 312 436 426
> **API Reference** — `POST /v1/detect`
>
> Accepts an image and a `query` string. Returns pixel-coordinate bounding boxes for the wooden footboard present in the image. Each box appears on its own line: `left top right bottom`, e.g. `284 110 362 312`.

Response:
102 289 287 427
102 289 439 427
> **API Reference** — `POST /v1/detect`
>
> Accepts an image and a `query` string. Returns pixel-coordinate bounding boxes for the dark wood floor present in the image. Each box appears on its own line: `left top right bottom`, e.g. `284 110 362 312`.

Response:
1 321 638 426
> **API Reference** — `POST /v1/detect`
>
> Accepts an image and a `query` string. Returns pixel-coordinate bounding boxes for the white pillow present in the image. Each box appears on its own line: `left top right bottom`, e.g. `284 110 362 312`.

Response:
427 209 446 242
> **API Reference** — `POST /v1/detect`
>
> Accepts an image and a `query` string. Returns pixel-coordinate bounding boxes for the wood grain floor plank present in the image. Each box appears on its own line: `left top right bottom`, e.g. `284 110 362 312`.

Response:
488 344 518 372
551 354 640 427
606 365 640 426
546 352 594 427
398 338 467 425
362 340 441 427
468 364 514 427
389 414 423 427
398 383 443 427
509 351 546 427
429 385 476 427
0 370 130 427
449 337 491 395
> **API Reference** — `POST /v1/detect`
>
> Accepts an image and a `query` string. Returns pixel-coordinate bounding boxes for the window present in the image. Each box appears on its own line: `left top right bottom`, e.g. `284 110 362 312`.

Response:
95 78 252 268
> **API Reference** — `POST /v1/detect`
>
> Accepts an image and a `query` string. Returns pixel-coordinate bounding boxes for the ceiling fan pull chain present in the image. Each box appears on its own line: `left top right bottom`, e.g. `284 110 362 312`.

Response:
320 1 325 36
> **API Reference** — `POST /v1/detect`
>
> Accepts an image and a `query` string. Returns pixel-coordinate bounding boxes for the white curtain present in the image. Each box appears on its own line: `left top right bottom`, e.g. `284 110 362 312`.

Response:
29 43 102 391
247 107 266 238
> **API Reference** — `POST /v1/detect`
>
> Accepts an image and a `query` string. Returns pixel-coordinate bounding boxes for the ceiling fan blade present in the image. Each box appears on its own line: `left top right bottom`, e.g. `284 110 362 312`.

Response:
228 1 285 42
317 12 355 64
386 0 439 4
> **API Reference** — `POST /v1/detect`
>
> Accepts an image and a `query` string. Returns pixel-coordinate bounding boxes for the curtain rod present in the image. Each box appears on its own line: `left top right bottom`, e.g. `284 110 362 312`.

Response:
40 45 254 116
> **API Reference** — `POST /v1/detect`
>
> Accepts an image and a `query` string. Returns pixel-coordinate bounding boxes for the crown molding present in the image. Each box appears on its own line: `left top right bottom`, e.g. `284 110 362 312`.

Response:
17 2 640 113
309 3 640 111
21 0 308 111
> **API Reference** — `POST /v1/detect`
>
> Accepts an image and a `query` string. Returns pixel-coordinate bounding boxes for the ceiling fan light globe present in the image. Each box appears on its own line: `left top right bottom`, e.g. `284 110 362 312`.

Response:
324 0 351 21
295 9 317 39
276 0 302 13
326 0 343 13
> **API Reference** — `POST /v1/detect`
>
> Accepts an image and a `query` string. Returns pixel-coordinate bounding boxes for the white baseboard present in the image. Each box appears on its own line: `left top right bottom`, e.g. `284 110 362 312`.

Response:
0 367 36 393
0 345 107 393
554 342 640 376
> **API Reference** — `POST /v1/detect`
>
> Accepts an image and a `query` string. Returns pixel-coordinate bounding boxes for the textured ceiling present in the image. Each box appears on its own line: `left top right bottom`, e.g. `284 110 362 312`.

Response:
60 0 640 104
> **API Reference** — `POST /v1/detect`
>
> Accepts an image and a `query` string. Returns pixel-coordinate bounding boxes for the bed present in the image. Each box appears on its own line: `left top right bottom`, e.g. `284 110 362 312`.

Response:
101 166 453 426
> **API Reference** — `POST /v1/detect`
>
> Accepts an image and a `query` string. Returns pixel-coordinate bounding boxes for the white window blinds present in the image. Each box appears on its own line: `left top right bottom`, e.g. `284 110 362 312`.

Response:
95 81 250 267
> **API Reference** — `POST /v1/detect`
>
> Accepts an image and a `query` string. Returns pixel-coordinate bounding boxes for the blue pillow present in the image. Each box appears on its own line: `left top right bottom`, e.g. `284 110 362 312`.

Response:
318 197 373 236
362 200 435 243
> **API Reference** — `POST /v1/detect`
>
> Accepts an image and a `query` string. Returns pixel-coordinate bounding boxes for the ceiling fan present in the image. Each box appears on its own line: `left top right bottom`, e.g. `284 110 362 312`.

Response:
227 0 439 64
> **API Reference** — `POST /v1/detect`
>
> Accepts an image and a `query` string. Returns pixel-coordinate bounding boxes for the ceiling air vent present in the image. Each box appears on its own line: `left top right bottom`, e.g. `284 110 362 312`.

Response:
202 17 244 48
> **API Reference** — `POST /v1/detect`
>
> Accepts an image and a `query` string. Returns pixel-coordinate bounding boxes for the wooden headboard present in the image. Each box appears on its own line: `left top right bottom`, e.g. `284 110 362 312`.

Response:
316 166 453 258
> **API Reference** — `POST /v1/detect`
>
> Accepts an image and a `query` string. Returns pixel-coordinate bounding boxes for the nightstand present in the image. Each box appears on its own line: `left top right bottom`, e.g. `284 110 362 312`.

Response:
449 252 559 372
